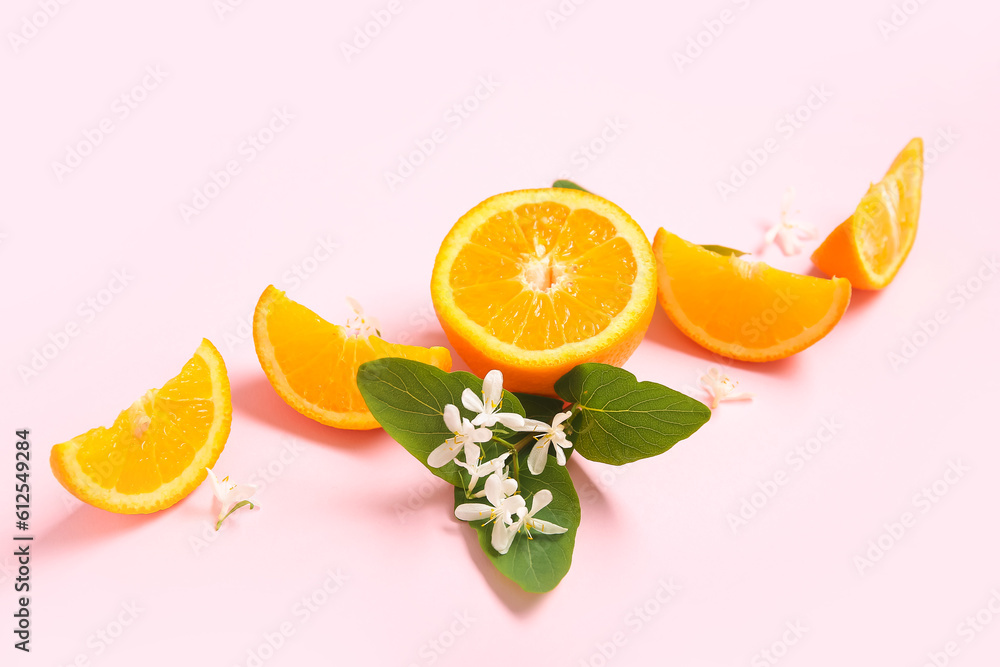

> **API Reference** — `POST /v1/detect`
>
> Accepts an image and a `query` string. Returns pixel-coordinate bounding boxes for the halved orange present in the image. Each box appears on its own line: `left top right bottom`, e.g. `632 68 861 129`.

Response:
654 230 851 362
431 188 657 395
812 138 923 289
50 339 232 514
253 285 452 429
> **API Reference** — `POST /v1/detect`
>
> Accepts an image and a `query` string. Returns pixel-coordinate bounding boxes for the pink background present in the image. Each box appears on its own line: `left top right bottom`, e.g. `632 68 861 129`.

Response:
4 1 1000 665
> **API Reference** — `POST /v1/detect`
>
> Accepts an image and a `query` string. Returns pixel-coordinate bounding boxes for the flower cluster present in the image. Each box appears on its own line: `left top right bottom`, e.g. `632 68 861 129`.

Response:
427 370 571 555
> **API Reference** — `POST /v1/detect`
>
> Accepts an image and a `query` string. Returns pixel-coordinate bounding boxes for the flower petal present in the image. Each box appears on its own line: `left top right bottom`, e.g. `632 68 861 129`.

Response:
483 370 503 409
518 418 550 433
455 503 493 522
345 296 364 315
527 438 550 475
764 224 780 245
427 438 461 468
554 446 567 466
526 518 568 535
462 441 482 468
504 495 526 523
483 452 510 472
484 472 505 507
492 518 518 555
443 404 462 433
205 468 224 501
470 427 493 443
494 412 526 429
551 411 572 428
500 476 518 498
529 489 553 514
461 388 484 414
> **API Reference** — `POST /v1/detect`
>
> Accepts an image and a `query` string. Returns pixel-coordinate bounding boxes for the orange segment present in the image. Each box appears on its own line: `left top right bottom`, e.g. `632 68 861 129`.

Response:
654 230 851 362
812 138 923 289
50 339 232 514
431 188 657 395
252 286 452 429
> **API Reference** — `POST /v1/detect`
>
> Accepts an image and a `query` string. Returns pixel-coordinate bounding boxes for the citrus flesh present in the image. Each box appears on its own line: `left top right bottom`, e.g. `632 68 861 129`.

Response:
50 339 232 514
812 138 923 289
654 230 851 362
253 285 452 429
431 188 657 395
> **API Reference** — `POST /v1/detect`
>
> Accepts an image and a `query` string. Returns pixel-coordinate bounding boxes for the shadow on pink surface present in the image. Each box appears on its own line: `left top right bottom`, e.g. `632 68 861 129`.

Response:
643 307 805 380
446 457 622 611
229 374 388 453
36 502 165 563
456 525 546 613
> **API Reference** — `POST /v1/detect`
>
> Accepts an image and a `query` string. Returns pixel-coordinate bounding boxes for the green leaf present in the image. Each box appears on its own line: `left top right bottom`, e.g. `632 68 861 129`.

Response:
513 392 566 424
700 244 748 257
554 363 710 465
552 179 591 193
455 446 580 593
357 359 524 487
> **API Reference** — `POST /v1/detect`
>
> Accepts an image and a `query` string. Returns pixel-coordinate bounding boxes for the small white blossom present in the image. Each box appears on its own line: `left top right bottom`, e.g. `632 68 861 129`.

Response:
700 367 754 409
427 404 492 468
522 411 574 475
455 452 510 495
345 297 381 337
454 472 526 555
503 489 568 549
206 468 258 530
461 370 525 429
764 188 818 256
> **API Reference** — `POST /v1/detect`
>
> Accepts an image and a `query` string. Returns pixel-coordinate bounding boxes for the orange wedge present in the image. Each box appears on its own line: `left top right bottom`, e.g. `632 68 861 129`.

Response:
431 188 657 395
253 286 452 429
654 230 851 362
50 339 232 514
812 138 923 289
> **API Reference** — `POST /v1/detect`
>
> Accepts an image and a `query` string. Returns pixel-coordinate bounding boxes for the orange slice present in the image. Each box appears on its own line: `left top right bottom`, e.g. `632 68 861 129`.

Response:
431 188 657 395
812 138 923 289
654 230 851 362
253 285 452 429
50 339 232 514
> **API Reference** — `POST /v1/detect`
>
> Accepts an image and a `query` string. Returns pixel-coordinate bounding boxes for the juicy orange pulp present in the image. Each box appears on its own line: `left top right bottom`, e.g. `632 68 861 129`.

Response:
50 339 232 514
654 230 851 362
431 188 657 394
253 286 452 429
812 138 923 289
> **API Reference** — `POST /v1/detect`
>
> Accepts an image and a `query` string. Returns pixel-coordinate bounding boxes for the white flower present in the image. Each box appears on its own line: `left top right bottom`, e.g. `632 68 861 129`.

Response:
454 472 526 555
461 370 525 429
470 461 514 499
455 452 510 495
427 404 493 468
503 489 568 548
764 188 818 256
522 411 574 475
206 467 258 530
700 367 754 409
345 296 381 338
